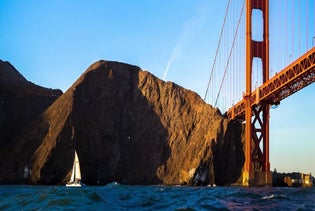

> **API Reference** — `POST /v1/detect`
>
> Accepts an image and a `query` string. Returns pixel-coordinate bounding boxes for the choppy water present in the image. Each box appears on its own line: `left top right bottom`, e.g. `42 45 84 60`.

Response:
0 183 314 210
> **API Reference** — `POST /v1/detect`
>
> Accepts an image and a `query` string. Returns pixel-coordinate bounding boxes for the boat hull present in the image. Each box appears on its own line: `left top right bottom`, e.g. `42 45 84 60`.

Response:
66 182 85 187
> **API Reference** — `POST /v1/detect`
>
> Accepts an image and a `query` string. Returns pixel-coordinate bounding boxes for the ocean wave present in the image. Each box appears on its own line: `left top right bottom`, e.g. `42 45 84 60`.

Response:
0 185 314 210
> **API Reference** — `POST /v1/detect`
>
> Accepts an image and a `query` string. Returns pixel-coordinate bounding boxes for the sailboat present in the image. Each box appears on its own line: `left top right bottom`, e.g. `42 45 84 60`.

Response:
66 150 85 187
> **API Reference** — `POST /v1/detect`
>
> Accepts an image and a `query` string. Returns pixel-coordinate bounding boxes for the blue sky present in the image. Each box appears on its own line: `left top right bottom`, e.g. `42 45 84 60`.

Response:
0 0 314 175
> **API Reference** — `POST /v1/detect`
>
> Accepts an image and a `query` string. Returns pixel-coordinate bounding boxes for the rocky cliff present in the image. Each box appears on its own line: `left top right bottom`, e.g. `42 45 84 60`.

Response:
0 60 62 148
0 60 244 185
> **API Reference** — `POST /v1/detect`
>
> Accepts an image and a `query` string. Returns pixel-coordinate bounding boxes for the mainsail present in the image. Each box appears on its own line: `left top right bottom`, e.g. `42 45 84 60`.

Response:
70 150 81 182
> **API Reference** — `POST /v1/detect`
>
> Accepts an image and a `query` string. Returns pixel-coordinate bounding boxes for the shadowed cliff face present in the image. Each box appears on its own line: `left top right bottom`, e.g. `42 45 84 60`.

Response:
0 60 244 185
212 120 245 186
0 60 62 148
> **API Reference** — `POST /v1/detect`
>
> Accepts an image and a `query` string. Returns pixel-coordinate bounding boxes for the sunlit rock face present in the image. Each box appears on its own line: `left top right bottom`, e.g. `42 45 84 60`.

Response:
0 60 244 185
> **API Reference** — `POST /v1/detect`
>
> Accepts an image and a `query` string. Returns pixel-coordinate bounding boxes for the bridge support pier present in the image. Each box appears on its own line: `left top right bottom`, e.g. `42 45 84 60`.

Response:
242 169 272 187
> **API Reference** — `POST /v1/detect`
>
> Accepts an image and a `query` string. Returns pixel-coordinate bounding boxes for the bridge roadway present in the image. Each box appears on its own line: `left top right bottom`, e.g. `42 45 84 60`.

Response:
227 47 315 119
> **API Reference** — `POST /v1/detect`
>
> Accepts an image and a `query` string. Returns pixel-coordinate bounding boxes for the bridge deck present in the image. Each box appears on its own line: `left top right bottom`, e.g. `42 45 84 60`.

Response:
227 47 315 119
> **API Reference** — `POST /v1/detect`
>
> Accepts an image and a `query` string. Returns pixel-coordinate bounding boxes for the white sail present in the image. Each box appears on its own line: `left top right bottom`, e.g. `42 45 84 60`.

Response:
74 151 81 180
69 163 75 183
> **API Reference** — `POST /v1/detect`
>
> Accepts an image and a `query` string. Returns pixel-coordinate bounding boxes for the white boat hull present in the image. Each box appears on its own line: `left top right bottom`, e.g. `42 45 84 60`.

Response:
66 182 85 187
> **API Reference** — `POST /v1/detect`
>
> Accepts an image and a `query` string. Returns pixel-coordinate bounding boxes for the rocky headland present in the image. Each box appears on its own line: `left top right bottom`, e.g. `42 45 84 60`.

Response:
0 60 244 186
0 60 62 150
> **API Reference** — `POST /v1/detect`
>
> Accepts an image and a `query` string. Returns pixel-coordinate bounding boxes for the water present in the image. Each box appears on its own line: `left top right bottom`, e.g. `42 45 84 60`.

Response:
0 184 314 210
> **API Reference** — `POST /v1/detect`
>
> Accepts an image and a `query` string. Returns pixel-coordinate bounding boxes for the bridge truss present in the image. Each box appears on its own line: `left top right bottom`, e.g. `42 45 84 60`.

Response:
227 47 315 119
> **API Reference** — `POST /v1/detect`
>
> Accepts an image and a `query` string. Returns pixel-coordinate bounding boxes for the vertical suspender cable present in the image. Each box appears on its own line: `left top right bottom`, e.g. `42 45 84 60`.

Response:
214 0 245 107
306 1 308 50
285 0 288 69
292 0 294 60
279 0 281 69
298 1 301 56
204 0 231 102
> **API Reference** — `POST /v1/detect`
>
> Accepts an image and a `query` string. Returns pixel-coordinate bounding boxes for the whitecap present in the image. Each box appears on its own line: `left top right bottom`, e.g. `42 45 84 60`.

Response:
262 194 275 199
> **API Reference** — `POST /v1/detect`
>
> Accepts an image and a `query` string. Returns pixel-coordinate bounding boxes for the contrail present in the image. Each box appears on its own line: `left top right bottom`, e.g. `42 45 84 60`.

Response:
163 59 172 81
162 5 204 81
162 26 188 81
163 41 180 81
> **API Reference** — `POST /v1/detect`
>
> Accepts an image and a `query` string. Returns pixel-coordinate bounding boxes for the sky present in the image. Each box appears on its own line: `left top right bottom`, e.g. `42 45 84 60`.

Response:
0 0 314 175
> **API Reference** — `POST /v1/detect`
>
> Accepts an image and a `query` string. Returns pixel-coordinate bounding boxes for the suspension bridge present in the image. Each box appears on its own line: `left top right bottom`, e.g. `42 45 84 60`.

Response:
204 0 315 186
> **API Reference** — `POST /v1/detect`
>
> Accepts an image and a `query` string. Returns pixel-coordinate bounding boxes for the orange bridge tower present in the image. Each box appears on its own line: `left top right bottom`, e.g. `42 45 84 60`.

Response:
243 0 272 186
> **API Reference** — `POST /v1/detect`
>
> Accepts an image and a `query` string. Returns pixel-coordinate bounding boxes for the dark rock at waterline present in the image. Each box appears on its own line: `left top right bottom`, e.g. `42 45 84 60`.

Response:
0 60 244 185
